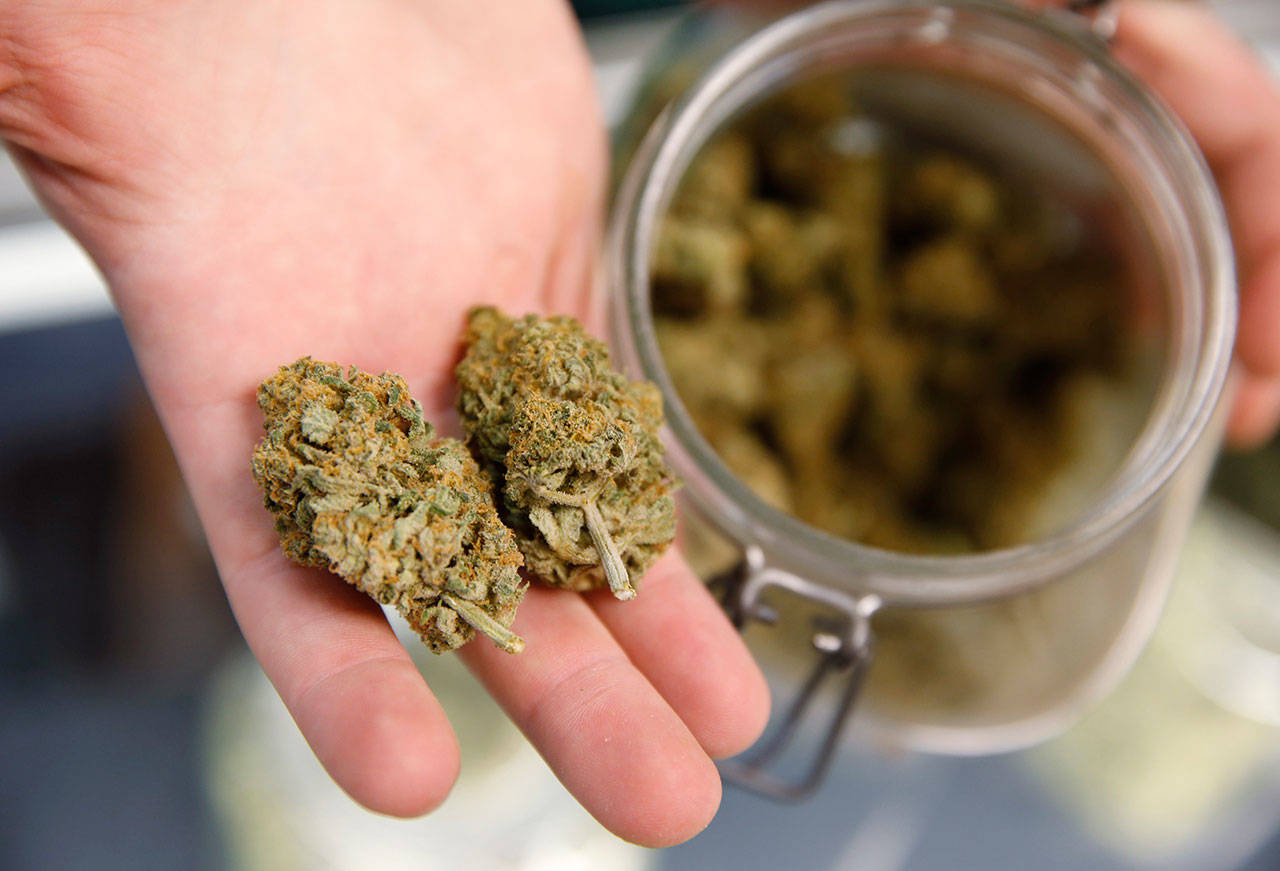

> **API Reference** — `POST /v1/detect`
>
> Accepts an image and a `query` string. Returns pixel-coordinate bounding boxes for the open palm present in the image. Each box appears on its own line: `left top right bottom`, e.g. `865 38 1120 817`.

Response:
0 0 768 846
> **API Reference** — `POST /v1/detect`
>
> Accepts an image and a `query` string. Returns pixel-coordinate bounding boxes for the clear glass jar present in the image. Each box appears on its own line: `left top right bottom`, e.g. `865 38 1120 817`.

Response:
606 0 1235 792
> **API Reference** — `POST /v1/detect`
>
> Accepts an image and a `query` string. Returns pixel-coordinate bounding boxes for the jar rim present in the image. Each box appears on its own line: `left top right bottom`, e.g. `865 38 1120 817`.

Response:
606 0 1236 607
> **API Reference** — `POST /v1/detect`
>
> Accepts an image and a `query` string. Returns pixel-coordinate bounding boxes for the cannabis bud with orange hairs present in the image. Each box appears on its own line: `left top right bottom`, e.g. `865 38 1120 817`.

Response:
251 357 526 654
456 308 677 599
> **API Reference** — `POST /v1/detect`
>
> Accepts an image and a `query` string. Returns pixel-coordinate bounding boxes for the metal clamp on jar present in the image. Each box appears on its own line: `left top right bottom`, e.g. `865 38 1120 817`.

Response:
608 0 1235 801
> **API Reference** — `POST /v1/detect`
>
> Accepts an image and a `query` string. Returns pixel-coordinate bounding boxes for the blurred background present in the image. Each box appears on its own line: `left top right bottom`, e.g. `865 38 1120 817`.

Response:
1 2 1279 869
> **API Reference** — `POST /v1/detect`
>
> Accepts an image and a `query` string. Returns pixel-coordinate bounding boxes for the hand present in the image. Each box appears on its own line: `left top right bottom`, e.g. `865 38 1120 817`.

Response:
1114 0 1280 448
0 0 768 846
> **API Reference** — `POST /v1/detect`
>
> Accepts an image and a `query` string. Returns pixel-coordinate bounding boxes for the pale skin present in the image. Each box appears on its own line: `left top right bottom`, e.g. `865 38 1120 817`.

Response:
0 0 1277 848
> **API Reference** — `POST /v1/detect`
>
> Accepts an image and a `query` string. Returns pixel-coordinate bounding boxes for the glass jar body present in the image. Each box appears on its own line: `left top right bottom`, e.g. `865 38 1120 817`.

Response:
608 0 1234 752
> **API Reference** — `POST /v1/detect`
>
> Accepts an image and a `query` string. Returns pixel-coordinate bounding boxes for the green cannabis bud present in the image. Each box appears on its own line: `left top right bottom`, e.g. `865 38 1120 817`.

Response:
649 71 1133 554
251 357 526 654
456 308 677 599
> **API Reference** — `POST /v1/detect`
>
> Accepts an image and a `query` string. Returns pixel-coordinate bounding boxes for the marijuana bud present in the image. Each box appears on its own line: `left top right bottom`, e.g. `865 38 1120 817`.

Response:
456 308 677 599
251 357 526 654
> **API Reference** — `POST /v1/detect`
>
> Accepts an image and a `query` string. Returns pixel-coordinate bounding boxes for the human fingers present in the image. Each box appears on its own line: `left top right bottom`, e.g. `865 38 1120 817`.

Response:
168 397 462 818
460 584 723 848
1114 0 1280 445
1236 205 1280 379
587 549 770 759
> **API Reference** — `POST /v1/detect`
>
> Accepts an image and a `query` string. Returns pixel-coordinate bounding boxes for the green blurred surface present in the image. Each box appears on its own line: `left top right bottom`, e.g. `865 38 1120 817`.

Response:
1212 435 1280 531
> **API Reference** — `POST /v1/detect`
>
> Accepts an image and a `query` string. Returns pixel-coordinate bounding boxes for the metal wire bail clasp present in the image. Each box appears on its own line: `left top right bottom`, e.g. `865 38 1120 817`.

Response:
714 546 881 801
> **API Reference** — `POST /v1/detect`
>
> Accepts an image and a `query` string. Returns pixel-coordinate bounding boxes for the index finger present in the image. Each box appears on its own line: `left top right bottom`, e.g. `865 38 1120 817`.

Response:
163 395 464 820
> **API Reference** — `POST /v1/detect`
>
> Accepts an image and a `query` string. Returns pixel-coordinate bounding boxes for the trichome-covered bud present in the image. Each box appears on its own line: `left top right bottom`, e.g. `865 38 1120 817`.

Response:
251 357 526 654
456 308 677 599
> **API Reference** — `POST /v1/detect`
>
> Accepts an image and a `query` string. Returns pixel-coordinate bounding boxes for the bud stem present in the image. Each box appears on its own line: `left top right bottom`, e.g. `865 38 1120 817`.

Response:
582 501 636 601
524 479 637 600
442 593 525 654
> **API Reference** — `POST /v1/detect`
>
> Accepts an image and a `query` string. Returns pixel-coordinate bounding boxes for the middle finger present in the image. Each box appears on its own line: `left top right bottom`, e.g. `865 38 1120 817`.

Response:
459 584 722 848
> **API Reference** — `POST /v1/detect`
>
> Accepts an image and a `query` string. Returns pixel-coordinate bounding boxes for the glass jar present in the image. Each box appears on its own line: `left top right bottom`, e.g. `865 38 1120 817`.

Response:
606 0 1235 797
